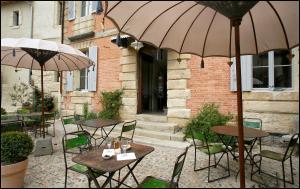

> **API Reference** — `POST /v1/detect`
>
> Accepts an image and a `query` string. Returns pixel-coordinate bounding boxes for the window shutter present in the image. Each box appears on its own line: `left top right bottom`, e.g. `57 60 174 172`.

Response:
68 1 76 21
230 56 252 91
88 46 98 91
18 10 22 25
230 58 237 91
66 72 73 91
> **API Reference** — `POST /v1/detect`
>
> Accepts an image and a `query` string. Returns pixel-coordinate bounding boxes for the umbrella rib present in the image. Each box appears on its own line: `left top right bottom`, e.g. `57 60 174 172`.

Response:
52 55 61 72
58 55 72 71
30 57 34 71
15 52 29 69
60 54 81 71
120 1 152 32
267 1 290 49
1 50 23 62
201 11 217 57
138 1 184 41
105 1 122 16
65 53 90 67
179 6 207 54
249 11 259 55
158 2 199 48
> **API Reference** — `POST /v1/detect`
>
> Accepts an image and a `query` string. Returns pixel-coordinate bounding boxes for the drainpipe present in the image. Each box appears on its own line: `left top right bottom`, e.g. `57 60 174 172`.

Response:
60 1 65 95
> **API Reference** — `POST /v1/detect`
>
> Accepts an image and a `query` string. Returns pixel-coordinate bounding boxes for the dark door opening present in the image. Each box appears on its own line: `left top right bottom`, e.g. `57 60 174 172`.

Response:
138 46 167 114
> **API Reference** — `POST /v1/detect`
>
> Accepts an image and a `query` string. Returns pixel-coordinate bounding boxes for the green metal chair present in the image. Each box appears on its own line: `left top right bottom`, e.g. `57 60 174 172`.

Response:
191 127 230 182
61 115 84 135
117 120 137 142
117 120 137 182
251 133 299 188
138 147 189 188
243 117 263 161
62 130 106 188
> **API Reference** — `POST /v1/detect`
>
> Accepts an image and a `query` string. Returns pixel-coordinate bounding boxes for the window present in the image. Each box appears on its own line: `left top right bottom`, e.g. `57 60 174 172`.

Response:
81 1 93 17
13 11 19 26
79 50 89 90
252 50 292 89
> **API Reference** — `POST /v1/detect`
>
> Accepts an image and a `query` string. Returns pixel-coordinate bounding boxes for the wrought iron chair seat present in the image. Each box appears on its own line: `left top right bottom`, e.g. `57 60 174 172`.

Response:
69 163 105 177
138 176 173 188
139 147 189 188
198 144 225 155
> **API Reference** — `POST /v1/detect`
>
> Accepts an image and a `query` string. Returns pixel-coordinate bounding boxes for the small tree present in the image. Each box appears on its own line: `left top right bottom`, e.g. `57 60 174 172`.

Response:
98 89 123 120
10 83 32 106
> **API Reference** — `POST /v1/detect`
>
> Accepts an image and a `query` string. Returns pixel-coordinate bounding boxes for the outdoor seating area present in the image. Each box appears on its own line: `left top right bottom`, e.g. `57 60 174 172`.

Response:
1 1 299 188
19 120 298 188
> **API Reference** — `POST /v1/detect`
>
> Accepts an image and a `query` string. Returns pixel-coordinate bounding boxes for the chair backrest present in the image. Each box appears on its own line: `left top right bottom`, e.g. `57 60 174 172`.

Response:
61 115 80 134
120 120 136 141
243 117 262 130
62 130 92 167
170 147 189 187
1 120 23 133
283 133 299 160
190 127 209 150
45 112 56 123
17 109 30 114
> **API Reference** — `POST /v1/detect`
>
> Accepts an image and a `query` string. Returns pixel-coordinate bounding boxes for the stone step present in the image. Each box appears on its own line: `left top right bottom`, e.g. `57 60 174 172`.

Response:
136 114 168 123
130 135 191 149
104 128 185 142
136 121 177 133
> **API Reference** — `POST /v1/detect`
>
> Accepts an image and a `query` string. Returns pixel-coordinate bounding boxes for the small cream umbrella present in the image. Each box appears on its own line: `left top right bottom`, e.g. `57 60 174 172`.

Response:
104 1 299 187
1 38 94 138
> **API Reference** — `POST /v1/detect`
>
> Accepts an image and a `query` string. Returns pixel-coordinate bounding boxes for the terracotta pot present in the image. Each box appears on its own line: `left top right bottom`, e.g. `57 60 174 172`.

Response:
1 158 28 188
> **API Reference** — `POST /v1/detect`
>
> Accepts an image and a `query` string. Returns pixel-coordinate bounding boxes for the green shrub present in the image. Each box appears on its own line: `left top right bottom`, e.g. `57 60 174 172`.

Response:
98 89 123 120
1 132 34 164
17 108 30 114
33 86 55 112
86 112 98 120
1 107 7 115
185 103 233 143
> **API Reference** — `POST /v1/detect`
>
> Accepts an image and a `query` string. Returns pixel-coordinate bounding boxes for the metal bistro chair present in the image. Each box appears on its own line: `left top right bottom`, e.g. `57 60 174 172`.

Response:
191 127 230 182
62 130 106 188
117 120 137 142
251 133 299 188
138 147 189 188
61 115 84 135
243 117 263 161
116 120 137 183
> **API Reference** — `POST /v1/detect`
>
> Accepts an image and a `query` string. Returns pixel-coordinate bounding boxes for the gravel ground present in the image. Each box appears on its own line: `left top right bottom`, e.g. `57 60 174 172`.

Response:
24 121 299 188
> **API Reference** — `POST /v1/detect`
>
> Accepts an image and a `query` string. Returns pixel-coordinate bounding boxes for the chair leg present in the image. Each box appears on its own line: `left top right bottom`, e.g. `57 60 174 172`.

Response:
226 152 230 176
65 169 68 188
118 170 121 184
88 177 91 188
290 157 294 184
208 155 211 182
213 154 217 168
282 162 286 188
194 148 197 171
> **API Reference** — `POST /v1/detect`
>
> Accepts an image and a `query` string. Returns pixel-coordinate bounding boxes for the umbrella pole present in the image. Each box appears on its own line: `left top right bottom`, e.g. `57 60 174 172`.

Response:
40 63 45 138
233 19 245 188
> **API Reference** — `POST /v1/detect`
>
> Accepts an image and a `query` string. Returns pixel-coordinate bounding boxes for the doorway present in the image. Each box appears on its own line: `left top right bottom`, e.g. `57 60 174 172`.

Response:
137 45 167 114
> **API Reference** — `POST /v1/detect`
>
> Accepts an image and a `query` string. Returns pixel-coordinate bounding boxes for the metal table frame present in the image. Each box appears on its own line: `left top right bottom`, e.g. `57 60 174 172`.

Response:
211 126 269 179
77 119 120 147
72 143 155 188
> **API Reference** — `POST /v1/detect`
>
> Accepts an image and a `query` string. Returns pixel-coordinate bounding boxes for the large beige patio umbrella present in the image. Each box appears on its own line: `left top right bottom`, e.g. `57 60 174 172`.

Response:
1 38 94 138
104 1 299 187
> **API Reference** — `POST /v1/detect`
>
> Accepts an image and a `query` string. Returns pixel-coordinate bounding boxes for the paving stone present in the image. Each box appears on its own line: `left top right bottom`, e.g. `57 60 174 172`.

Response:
24 121 299 188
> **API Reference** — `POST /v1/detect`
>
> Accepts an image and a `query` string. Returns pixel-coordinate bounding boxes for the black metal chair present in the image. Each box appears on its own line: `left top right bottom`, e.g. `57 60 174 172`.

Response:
191 127 230 182
117 120 137 142
138 147 189 188
251 133 299 188
62 130 106 188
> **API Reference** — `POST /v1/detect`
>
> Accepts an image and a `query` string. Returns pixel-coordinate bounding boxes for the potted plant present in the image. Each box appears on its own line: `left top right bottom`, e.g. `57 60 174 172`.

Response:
1 132 34 188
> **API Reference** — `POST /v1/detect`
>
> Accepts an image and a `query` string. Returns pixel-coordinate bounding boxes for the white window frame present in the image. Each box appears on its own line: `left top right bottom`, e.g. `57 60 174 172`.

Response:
252 50 293 91
81 1 93 17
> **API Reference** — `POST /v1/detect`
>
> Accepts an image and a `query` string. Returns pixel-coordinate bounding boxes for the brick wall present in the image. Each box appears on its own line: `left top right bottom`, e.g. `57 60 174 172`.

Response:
187 55 237 117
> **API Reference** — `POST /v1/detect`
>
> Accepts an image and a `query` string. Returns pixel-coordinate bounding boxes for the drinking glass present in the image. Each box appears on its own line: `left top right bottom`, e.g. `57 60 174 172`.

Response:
121 139 128 155
106 138 112 149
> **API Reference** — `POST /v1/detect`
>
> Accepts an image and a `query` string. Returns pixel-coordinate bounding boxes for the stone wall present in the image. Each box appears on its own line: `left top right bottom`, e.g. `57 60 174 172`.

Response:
167 51 192 127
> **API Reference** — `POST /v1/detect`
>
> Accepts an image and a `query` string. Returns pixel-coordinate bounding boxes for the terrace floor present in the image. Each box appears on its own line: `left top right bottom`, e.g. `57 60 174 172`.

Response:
24 121 299 188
